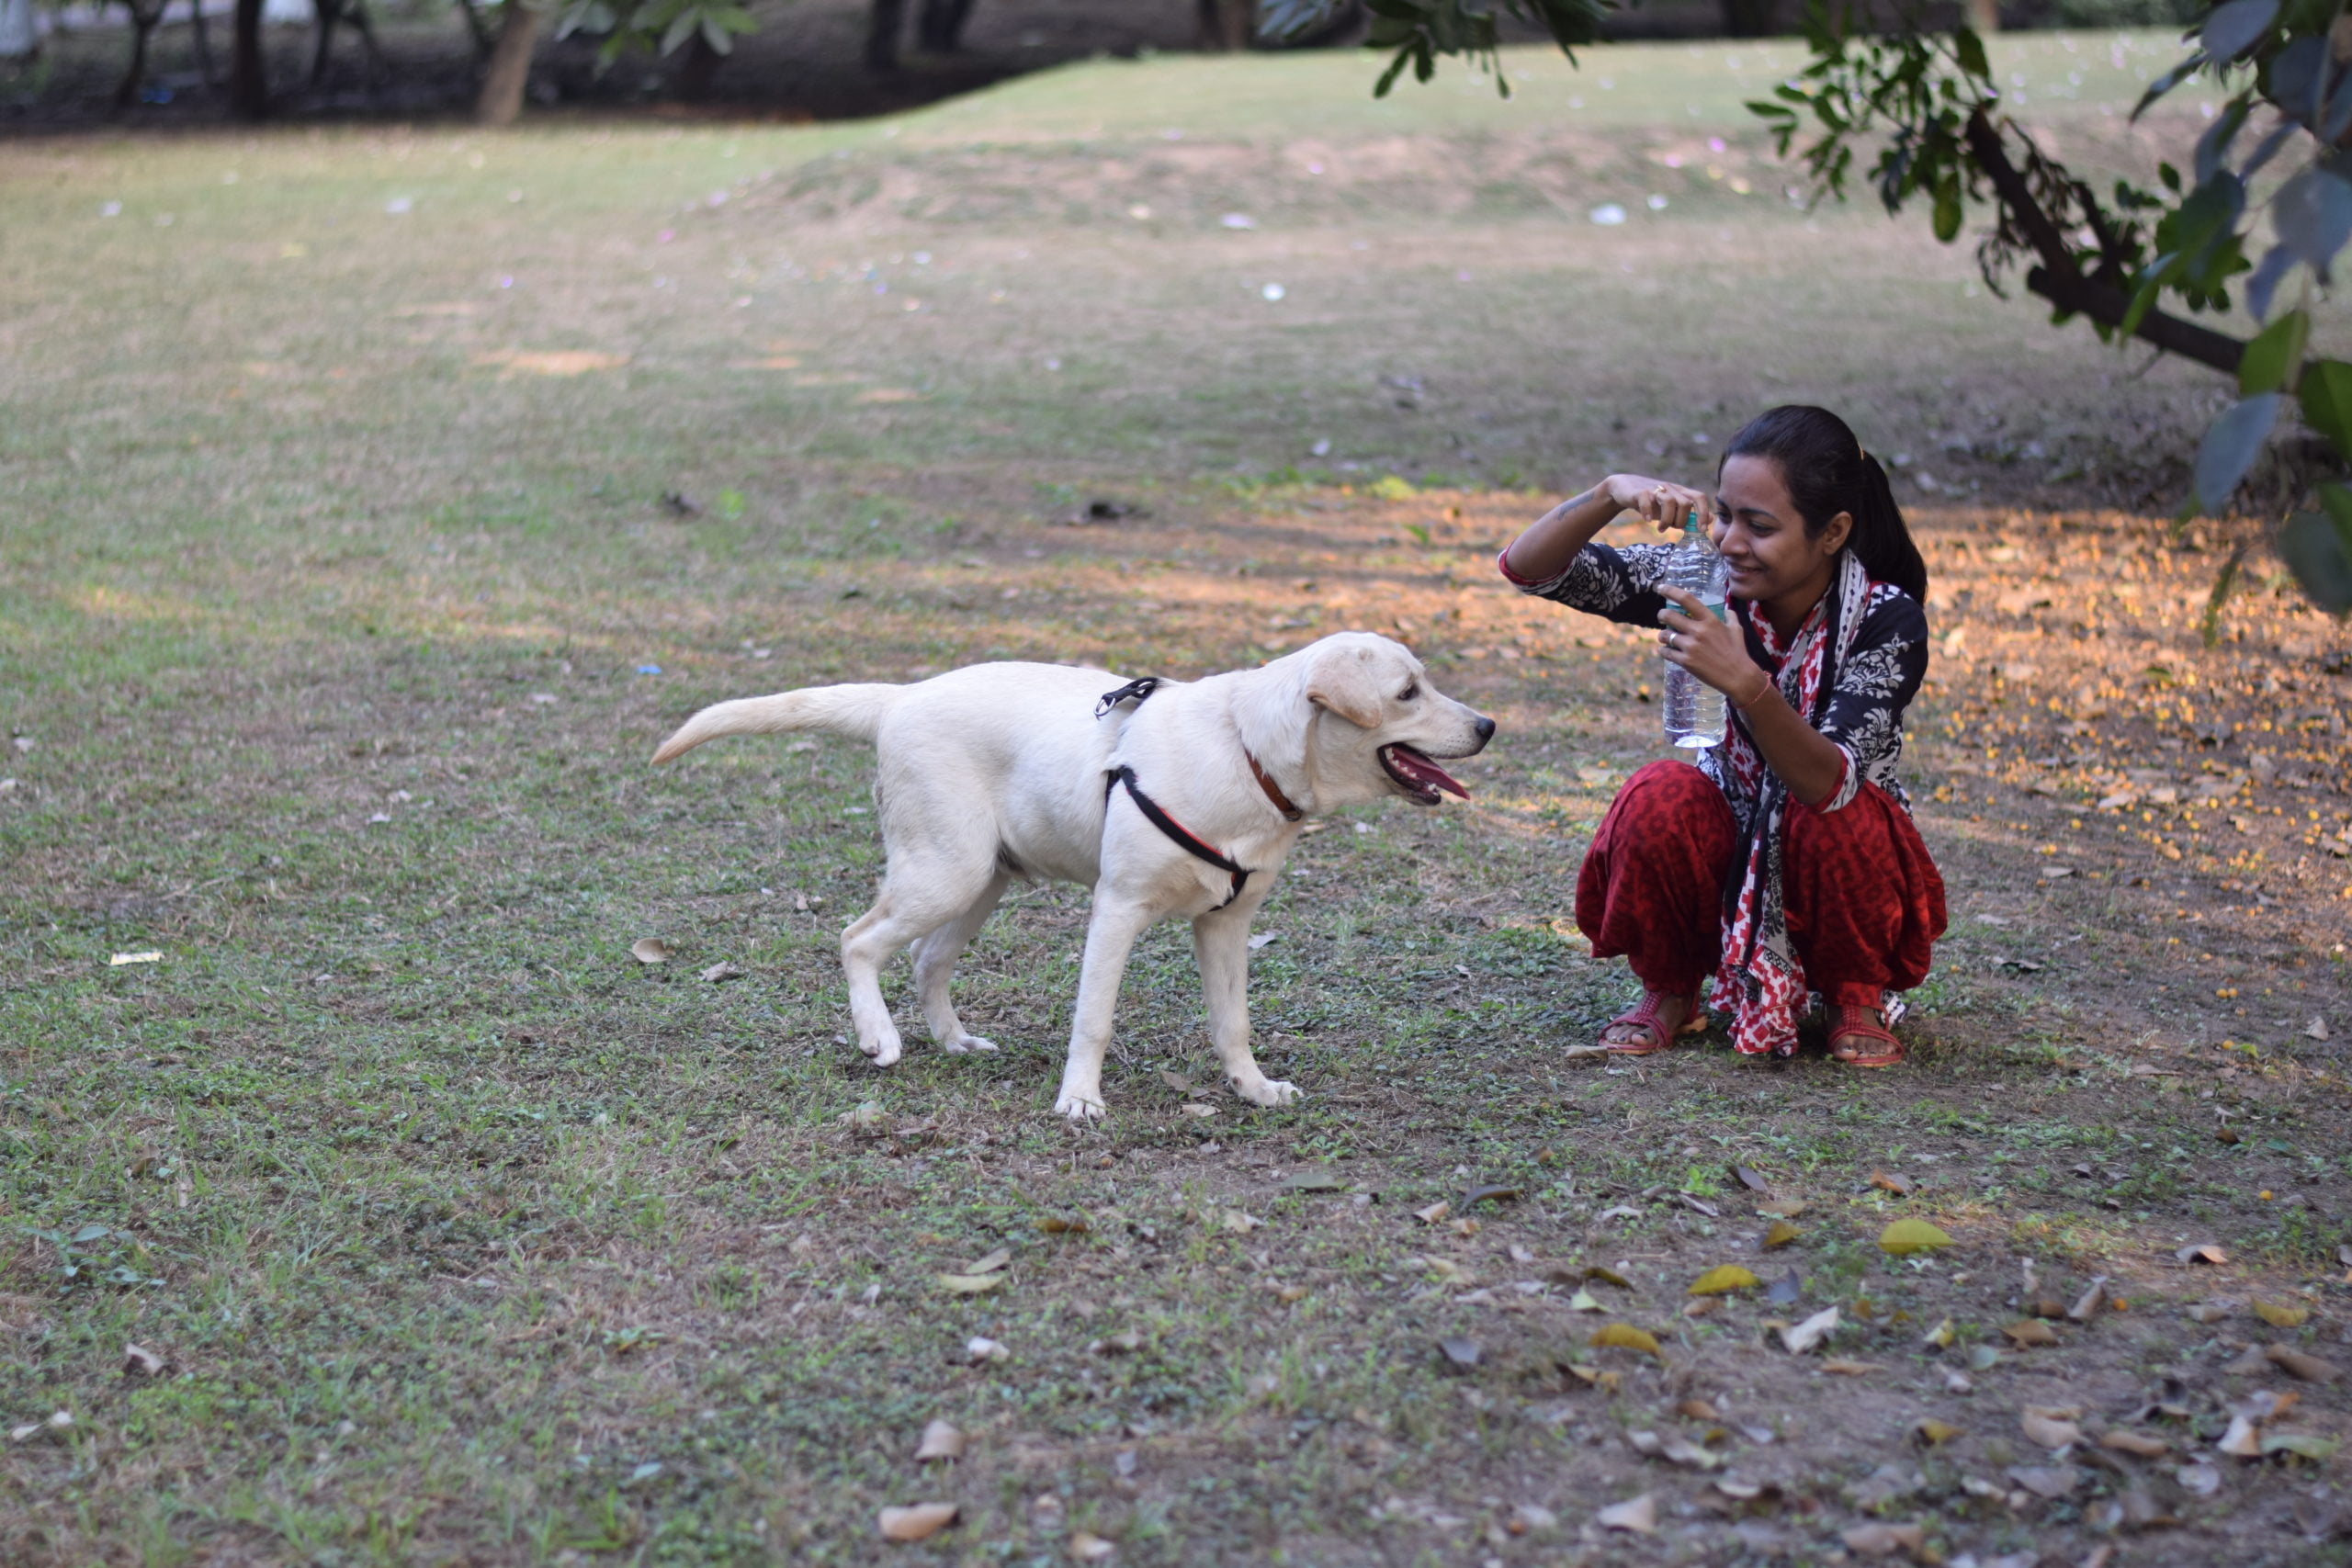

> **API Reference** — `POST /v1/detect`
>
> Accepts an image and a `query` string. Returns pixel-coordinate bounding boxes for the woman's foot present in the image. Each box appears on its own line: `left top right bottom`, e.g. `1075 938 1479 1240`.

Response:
1827 1003 1905 1067
1598 991 1706 1055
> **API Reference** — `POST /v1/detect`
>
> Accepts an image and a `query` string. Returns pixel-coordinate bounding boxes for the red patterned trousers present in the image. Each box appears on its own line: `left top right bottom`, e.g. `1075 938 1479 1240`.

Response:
1575 760 1947 1010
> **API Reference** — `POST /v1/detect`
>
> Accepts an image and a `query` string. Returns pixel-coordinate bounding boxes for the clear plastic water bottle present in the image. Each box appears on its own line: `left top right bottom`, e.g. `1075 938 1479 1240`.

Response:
1662 512 1731 751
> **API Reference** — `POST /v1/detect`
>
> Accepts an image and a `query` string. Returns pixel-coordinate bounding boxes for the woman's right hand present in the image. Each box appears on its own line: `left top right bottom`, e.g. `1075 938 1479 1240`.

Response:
1601 474 1710 535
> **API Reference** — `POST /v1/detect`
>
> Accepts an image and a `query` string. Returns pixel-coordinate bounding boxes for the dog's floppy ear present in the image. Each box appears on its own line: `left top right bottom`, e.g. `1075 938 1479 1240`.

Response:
1303 642 1385 730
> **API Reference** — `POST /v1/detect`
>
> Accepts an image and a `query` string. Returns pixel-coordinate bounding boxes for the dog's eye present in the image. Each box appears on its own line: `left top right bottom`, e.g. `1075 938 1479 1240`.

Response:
1399 683 1419 701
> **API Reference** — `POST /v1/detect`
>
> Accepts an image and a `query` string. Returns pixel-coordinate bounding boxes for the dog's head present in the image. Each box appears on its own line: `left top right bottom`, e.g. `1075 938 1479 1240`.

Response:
1240 632 1497 809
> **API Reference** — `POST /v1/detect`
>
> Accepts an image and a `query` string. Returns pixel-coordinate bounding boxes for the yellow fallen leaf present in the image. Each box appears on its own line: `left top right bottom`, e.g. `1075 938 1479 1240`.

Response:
1878 1219 1953 1256
2101 1429 2168 1458
1589 1323 1664 1359
1820 1359 1879 1375
937 1273 1003 1295
1763 1221 1801 1249
1566 1288 1602 1312
2003 1319 2059 1348
1413 1202 1451 1224
1757 1197 1807 1218
1688 1265 1761 1296
1915 1418 1963 1445
878 1502 958 1540
2021 1407 2083 1448
1922 1316 1955 1348
2254 1300 2310 1328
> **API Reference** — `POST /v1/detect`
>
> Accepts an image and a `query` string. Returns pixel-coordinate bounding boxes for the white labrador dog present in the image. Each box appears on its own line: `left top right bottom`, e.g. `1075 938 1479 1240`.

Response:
651 632 1494 1118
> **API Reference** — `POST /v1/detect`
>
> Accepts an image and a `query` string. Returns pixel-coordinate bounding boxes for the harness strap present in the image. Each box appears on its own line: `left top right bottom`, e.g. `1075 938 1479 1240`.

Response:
1094 676 1163 718
1105 765 1250 909
1099 674 1305 822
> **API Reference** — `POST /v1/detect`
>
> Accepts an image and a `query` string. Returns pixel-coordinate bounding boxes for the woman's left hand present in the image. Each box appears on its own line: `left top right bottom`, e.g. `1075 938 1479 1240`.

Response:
1657 586 1767 702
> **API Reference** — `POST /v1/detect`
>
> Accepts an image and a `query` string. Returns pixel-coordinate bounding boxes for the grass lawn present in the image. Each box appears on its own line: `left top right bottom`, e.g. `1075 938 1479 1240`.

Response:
6 32 2352 1566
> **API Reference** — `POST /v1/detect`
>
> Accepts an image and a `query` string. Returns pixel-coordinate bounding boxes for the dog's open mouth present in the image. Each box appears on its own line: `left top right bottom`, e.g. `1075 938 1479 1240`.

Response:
1379 744 1469 805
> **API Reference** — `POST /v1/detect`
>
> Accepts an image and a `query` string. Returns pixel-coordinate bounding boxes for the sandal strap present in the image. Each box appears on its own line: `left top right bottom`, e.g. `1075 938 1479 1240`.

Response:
1601 992 1700 1054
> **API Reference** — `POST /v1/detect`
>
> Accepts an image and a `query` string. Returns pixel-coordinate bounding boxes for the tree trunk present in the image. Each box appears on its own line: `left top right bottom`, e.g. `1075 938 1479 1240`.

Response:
309 0 340 88
916 0 976 53
189 0 220 86
1196 0 1250 51
116 2 164 107
675 29 722 98
1717 0 1778 38
865 0 905 72
230 0 268 118
453 0 493 61
1966 0 1998 33
475 0 543 125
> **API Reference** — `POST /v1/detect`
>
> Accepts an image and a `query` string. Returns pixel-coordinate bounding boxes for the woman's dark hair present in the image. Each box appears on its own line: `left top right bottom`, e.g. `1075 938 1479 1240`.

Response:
1720 405 1929 604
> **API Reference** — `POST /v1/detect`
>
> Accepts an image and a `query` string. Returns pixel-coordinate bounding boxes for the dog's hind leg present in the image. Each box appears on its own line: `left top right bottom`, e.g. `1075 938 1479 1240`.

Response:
840 864 994 1068
1053 892 1160 1121
1193 894 1298 1108
912 872 1008 1055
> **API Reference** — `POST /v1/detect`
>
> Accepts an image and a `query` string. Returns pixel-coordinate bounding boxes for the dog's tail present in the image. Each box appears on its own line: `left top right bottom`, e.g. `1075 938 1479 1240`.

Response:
650 683 905 764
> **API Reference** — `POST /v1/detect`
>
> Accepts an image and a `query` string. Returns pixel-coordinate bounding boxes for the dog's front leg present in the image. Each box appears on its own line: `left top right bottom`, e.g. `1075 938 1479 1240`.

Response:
1053 892 1160 1121
1193 897 1298 1108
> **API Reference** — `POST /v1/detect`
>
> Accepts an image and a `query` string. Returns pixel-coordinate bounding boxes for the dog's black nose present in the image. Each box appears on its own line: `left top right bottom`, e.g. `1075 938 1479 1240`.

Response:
1474 715 1497 746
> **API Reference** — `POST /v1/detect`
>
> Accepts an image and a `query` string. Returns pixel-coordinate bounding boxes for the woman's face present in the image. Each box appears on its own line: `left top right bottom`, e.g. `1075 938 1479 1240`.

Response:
1710 454 1850 606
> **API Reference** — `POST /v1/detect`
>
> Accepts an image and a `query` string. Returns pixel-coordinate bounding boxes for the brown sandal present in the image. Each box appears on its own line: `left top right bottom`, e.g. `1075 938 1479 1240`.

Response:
1827 1004 1906 1068
1599 992 1707 1056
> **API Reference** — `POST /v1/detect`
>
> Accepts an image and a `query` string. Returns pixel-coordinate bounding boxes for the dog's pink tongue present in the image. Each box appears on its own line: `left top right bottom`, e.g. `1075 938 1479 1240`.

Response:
1386 745 1469 799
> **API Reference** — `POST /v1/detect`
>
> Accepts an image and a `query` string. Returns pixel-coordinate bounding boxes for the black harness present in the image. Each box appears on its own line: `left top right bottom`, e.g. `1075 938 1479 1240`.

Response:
1095 676 1260 910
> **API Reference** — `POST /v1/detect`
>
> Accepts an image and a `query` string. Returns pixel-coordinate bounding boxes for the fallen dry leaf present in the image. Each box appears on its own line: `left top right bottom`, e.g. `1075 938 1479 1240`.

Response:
2003 1320 2060 1348
2068 1278 2109 1323
628 938 670 964
1178 1102 1218 1120
1089 1330 1143 1355
1658 1436 1724 1470
1915 1417 1963 1445
1877 1219 1953 1256
1582 1265 1634 1289
2266 1344 2343 1382
1820 1359 1879 1376
2253 1300 2310 1328
914 1420 965 1461
1565 1364 1623 1393
122 1344 165 1378
2007 1464 2081 1500
1921 1316 1955 1348
1036 1214 1091 1235
2177 1243 2229 1266
1840 1522 1926 1559
1688 1265 1761 1296
1068 1531 1116 1562
1595 1494 1657 1534
2260 1431 2341 1461
966 1337 1008 1363
1781 1305 1839 1355
1680 1296 1720 1320
839 1101 887 1132
1438 1337 1481 1369
1869 1170 1914 1196
2218 1415 2263 1458
1756 1196 1807 1218
936 1273 1003 1295
878 1503 959 1541
1566 1287 1602 1312
2178 1461 2222 1496
2101 1429 2169 1458
2022 1407 2085 1449
1413 1201 1452 1225
1218 1210 1264 1234
1732 1165 1770 1192
2187 1301 2233 1324
700 961 743 983
1763 1220 1801 1249
1589 1324 1664 1359
1677 1398 1722 1421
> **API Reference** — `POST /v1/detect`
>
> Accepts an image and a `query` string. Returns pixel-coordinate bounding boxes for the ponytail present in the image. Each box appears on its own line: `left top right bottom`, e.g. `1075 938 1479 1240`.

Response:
1722 406 1929 604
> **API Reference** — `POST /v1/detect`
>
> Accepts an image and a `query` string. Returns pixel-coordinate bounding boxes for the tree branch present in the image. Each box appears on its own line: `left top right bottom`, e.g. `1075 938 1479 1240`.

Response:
1963 107 2245 378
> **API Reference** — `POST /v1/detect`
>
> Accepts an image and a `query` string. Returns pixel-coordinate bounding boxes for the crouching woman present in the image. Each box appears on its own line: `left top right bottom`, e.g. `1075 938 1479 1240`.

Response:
1498 405 1948 1066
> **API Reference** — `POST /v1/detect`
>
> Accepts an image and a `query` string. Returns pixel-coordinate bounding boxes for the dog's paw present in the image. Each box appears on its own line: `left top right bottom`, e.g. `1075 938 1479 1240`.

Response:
943 1032 1000 1055
1231 1076 1301 1108
1053 1089 1107 1121
861 1032 904 1067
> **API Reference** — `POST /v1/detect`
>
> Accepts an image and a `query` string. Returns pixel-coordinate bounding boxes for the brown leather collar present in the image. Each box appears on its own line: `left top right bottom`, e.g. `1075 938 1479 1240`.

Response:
1247 752 1303 821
